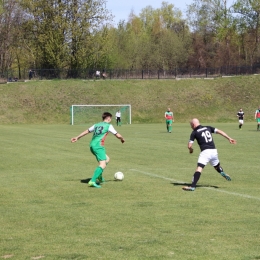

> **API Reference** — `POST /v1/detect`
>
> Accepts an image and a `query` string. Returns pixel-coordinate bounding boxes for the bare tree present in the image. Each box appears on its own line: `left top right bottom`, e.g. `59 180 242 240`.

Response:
0 0 23 75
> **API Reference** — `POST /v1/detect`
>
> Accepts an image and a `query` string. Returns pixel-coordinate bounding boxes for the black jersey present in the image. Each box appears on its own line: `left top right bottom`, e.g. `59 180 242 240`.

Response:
237 111 244 120
189 125 217 151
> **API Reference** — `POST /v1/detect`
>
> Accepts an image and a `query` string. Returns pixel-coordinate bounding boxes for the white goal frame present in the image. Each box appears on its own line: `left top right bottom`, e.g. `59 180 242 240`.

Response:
70 104 132 125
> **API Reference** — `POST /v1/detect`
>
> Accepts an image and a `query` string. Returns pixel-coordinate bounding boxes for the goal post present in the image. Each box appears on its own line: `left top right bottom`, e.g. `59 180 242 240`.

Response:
70 104 131 125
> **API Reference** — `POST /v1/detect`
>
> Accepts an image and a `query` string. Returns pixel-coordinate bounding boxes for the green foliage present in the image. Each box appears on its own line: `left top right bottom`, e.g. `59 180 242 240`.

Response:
105 2 191 70
232 0 260 65
20 0 112 69
3 0 260 71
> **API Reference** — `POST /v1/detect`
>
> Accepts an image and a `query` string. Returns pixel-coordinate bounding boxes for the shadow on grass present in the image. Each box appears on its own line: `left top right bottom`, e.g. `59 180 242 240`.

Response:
80 178 91 184
171 182 219 189
80 178 115 184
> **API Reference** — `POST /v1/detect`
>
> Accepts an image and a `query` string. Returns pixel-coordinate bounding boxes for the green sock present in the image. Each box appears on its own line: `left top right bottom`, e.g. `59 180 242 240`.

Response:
91 167 103 182
169 125 172 132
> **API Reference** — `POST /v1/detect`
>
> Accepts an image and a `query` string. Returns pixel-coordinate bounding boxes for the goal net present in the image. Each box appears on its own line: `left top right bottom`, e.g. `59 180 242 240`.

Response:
70 104 131 125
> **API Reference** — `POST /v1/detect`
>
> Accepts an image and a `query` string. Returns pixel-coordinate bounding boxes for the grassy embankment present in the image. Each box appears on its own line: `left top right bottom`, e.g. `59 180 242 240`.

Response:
0 76 259 124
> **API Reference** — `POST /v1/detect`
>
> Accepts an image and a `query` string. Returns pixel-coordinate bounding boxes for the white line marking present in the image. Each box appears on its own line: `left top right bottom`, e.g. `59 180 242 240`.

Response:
130 169 260 201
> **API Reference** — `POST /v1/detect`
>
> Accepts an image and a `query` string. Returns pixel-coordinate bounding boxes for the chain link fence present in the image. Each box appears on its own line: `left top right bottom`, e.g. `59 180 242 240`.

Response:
2 65 260 82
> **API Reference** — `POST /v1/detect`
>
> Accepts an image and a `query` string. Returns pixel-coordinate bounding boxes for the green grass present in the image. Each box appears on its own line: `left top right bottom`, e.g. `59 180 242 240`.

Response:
1 123 260 259
1 75 260 124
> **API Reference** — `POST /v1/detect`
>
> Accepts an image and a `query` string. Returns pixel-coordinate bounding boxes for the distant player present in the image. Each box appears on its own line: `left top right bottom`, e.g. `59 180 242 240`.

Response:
164 108 174 133
254 106 260 131
115 110 121 126
71 112 125 188
183 118 236 191
237 108 244 130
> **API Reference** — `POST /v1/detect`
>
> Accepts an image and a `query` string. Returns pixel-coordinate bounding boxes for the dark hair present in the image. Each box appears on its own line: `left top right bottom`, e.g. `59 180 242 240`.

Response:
102 112 112 120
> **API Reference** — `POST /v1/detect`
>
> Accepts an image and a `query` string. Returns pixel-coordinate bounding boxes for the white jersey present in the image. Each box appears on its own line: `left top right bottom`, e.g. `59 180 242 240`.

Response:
115 112 121 118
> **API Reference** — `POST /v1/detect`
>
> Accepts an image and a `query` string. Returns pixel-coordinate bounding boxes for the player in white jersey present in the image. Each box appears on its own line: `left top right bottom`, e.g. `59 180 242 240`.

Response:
183 118 236 191
115 110 121 126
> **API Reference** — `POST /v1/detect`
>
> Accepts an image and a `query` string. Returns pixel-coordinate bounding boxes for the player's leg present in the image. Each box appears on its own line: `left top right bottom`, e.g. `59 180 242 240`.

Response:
168 120 172 133
116 117 119 126
183 165 204 191
239 120 242 129
89 146 107 188
119 117 121 126
183 150 210 191
210 150 231 181
213 163 231 181
98 155 110 183
166 120 169 132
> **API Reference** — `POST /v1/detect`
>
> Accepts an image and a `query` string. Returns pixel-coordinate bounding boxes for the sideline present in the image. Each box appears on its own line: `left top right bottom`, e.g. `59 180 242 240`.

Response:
130 169 260 201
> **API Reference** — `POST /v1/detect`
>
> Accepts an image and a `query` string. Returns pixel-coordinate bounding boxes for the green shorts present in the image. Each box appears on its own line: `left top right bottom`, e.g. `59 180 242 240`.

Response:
257 118 260 123
166 119 173 125
90 146 107 161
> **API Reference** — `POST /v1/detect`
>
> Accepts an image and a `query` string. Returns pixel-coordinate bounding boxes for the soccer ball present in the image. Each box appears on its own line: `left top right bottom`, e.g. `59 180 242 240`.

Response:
114 171 124 181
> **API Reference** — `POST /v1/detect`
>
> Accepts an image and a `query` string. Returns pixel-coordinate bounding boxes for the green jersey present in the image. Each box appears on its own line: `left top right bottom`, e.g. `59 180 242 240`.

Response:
88 122 117 147
165 111 173 120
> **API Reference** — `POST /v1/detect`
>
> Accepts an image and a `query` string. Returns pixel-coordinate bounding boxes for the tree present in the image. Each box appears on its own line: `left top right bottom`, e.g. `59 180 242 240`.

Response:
108 2 191 70
232 0 260 65
0 0 24 75
21 0 112 70
187 0 240 67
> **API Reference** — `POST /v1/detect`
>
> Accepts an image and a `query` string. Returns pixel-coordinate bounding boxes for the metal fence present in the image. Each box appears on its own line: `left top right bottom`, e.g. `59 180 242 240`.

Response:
2 65 260 82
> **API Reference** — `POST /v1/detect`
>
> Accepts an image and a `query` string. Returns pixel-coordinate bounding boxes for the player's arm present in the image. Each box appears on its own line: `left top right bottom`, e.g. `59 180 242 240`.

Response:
188 141 193 153
255 111 257 119
109 125 125 143
71 126 94 143
164 112 167 119
115 133 125 143
216 129 236 144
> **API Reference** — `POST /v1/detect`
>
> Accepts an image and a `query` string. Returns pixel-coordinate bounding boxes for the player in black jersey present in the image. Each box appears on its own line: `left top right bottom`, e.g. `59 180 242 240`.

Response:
237 108 244 129
183 118 236 191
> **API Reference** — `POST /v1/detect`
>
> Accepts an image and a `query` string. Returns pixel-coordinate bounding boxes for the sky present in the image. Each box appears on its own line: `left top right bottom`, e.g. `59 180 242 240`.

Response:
106 0 194 25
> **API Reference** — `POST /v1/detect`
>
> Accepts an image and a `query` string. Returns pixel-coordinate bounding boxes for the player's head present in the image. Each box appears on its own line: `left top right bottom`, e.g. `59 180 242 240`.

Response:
240 108 242 111
167 107 171 112
102 112 112 122
190 118 200 129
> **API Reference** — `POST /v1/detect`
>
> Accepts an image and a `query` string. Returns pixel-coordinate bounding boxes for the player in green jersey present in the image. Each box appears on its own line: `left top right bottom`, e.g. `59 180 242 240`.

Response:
254 106 260 131
164 108 174 133
71 112 125 188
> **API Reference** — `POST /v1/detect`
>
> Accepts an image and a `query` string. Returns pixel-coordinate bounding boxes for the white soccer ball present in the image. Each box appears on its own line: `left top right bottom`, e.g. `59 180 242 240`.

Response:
114 171 124 181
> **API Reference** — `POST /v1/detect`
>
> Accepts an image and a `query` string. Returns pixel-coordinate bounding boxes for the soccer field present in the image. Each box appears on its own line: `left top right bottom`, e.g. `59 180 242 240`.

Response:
1 123 260 259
